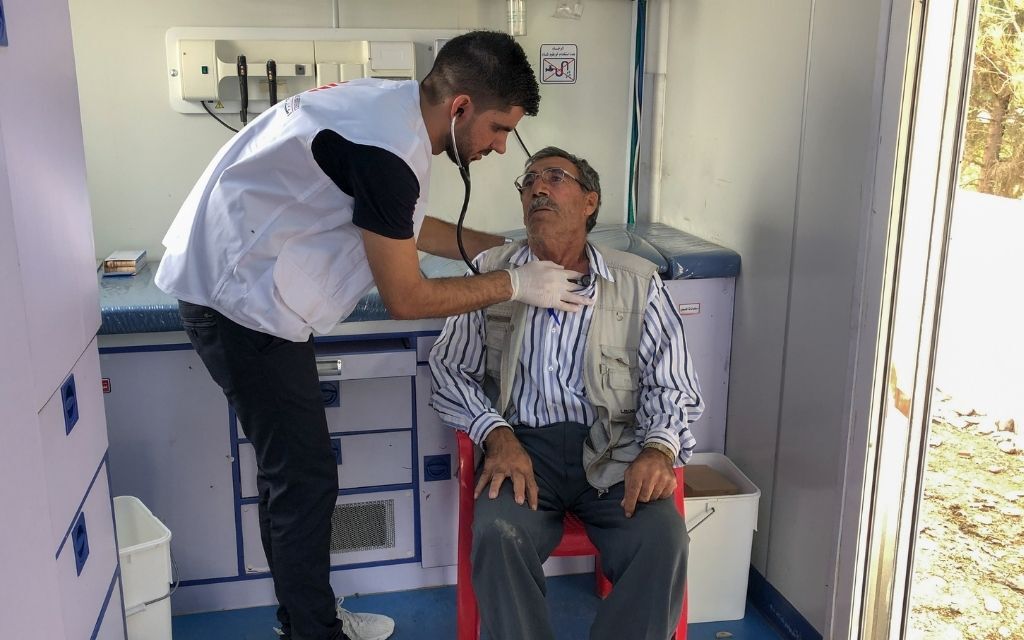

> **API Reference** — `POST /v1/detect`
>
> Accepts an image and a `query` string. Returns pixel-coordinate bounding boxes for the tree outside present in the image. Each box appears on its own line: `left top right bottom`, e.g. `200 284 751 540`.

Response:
960 0 1024 198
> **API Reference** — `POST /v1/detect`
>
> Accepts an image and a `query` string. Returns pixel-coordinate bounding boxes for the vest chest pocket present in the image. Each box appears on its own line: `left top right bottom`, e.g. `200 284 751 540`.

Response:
599 344 639 422
484 314 512 376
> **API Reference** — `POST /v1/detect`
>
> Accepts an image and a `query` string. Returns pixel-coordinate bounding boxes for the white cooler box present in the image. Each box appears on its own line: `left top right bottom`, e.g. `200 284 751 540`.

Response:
684 453 761 623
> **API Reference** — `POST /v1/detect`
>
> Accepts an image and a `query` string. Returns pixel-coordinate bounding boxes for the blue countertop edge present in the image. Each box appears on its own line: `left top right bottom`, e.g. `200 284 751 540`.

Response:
98 223 740 336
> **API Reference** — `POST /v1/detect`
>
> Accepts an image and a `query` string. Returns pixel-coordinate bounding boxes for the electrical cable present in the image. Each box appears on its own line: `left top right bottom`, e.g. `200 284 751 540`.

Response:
201 101 240 133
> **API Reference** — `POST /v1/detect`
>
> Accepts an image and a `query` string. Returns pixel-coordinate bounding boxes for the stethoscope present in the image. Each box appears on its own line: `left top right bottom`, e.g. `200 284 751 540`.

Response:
450 111 480 275
449 111 593 289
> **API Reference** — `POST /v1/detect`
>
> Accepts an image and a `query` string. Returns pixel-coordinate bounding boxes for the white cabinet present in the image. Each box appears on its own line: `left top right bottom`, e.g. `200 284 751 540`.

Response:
663 277 736 453
240 489 418 573
0 118 70 640
239 430 413 497
416 364 459 569
100 334 426 609
0 0 121 631
39 339 110 551
54 466 120 639
101 346 239 582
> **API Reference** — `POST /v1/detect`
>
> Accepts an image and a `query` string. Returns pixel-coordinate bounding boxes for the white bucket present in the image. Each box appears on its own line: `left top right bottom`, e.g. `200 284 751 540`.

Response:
684 453 761 623
114 496 174 640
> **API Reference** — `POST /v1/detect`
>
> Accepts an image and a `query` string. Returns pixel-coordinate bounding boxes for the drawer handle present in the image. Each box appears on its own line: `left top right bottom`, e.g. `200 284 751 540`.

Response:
685 505 716 534
61 374 79 435
320 381 340 407
424 454 452 482
316 359 344 377
72 513 90 576
330 438 342 465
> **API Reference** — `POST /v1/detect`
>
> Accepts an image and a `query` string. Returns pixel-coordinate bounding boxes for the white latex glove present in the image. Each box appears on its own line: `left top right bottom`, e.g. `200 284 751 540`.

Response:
505 261 595 312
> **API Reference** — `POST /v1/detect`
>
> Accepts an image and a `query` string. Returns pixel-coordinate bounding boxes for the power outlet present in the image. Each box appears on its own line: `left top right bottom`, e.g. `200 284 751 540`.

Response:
0 0 8 47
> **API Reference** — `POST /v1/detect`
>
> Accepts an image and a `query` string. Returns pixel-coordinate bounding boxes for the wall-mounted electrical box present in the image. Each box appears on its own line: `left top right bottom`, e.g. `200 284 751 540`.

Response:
166 27 458 117
179 40 219 101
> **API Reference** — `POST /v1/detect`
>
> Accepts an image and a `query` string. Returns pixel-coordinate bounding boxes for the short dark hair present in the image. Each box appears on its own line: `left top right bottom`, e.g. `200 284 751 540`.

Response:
526 146 601 232
422 31 540 116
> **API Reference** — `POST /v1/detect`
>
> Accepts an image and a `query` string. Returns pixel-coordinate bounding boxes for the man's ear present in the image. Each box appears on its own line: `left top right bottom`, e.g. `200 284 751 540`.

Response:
450 95 473 120
583 191 599 216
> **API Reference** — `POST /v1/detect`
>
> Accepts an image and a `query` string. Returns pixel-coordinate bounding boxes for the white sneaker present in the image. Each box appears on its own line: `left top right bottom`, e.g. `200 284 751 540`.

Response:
270 597 395 640
336 597 395 640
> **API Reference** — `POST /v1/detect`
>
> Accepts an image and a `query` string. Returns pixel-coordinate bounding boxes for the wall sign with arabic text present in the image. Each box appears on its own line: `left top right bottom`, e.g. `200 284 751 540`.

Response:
540 44 577 84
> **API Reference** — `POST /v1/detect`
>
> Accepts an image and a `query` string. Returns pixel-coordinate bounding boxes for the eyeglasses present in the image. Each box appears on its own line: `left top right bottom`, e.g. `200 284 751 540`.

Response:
514 167 586 193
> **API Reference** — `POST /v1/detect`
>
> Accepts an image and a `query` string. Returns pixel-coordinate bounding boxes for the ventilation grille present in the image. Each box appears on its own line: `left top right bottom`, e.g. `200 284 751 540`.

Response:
329 498 396 554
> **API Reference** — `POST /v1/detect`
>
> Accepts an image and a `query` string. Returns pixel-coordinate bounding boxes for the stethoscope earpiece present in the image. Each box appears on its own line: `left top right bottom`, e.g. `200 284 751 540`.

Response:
450 114 465 172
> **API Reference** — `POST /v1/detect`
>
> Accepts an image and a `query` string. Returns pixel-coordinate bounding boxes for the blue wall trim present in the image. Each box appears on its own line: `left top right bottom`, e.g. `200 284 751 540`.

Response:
104 462 130 637
410 376 422 567
747 566 822 640
99 343 193 355
179 555 420 588
228 407 246 577
238 482 416 505
91 566 121 640
237 426 413 445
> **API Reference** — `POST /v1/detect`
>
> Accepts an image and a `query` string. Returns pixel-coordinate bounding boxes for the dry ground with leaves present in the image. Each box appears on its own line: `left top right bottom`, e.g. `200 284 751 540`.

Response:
908 393 1024 640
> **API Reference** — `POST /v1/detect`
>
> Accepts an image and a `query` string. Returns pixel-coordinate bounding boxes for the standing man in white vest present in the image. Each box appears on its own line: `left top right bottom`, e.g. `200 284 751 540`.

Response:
429 147 703 640
155 31 592 640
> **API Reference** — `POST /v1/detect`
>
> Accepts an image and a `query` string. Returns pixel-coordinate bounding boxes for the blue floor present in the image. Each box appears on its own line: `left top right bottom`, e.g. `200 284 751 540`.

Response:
172 574 784 639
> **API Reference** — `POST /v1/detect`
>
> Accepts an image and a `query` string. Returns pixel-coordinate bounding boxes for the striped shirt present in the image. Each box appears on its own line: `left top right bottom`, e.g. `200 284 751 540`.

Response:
429 243 702 463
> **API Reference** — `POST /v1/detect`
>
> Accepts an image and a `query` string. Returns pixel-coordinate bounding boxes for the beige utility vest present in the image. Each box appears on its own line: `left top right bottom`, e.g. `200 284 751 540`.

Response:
478 241 659 491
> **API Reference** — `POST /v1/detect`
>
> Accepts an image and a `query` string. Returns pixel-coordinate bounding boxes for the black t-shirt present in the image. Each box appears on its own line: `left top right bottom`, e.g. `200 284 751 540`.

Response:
311 129 421 240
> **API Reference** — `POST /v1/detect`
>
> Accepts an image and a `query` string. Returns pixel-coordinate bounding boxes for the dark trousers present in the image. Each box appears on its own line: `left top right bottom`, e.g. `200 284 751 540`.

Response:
178 301 344 640
472 422 688 640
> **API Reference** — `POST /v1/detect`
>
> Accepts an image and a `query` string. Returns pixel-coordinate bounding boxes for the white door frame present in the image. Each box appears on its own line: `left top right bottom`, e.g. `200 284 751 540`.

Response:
830 0 980 636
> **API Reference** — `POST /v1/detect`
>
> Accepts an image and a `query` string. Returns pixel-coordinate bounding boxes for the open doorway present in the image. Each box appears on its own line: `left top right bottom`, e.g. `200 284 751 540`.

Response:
853 0 1024 637
907 1 1024 638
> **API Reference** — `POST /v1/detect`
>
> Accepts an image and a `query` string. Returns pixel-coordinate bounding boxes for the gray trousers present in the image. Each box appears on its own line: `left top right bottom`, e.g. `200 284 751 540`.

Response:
472 422 687 640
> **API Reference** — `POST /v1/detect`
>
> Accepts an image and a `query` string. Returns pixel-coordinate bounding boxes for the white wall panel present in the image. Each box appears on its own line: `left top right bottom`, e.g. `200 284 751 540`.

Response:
69 0 634 260
0 118 68 640
658 0 813 573
0 0 101 410
657 0 891 632
770 0 884 628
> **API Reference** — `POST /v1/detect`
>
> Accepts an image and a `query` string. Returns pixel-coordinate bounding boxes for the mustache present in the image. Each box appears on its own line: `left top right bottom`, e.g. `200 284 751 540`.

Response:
528 197 559 214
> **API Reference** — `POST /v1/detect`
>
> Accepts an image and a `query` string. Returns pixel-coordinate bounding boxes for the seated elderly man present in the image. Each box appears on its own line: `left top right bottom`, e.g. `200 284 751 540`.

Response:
429 146 703 640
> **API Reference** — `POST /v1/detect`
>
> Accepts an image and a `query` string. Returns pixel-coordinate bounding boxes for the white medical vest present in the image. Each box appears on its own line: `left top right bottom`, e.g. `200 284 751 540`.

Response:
156 79 432 342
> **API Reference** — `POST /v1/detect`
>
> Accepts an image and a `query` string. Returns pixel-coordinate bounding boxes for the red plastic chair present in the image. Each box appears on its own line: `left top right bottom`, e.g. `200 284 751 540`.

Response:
455 431 688 640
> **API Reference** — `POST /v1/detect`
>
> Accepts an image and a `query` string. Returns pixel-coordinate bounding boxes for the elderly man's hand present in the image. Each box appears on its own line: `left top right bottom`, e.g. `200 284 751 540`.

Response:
621 447 676 518
475 427 539 510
